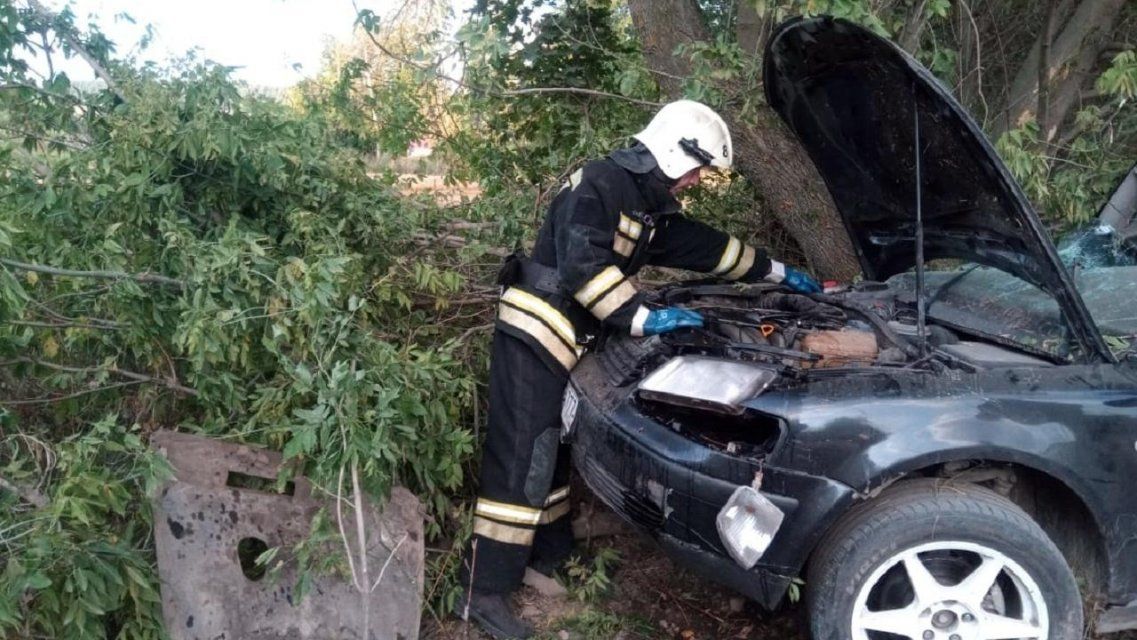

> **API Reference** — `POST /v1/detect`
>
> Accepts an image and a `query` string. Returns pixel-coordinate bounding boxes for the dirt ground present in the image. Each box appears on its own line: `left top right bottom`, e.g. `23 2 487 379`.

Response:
422 493 1137 640
423 531 806 640
423 485 808 640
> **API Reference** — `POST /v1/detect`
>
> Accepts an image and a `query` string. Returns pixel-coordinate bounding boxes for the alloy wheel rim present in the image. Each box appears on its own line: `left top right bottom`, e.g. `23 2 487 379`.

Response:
850 540 1049 640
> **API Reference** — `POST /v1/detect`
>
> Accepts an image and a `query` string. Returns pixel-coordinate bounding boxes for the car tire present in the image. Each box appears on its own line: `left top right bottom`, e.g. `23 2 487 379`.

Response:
806 478 1083 640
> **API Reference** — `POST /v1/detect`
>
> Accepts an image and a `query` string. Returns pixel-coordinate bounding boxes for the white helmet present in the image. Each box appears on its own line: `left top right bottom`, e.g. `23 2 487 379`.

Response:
634 100 733 179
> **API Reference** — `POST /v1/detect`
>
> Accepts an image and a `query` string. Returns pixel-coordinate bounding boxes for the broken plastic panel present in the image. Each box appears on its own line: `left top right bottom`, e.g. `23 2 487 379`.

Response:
716 485 785 570
637 356 778 415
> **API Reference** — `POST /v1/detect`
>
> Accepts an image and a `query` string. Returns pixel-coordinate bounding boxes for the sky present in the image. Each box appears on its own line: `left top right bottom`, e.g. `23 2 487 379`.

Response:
44 0 421 87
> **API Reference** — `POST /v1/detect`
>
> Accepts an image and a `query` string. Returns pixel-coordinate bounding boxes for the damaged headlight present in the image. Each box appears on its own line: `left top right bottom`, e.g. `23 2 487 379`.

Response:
637 356 777 415
716 484 785 569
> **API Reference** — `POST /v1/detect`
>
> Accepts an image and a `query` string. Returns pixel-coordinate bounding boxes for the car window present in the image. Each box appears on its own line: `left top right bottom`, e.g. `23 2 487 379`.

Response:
1069 266 1137 349
1058 224 1137 269
1057 225 1137 354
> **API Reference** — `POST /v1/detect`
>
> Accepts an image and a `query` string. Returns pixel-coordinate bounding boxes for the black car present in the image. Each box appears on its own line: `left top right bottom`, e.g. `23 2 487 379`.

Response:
561 17 1137 640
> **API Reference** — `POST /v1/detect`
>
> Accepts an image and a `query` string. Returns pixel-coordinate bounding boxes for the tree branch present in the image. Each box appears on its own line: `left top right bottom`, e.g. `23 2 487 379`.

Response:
27 298 124 329
0 82 82 104
0 125 91 150
9 319 123 330
956 0 990 127
498 86 659 105
25 0 125 102
1 357 198 396
0 258 187 289
899 0 931 53
1 379 143 405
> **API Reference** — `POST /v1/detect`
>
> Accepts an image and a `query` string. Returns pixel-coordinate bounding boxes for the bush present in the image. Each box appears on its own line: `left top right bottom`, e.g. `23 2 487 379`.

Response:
0 23 491 638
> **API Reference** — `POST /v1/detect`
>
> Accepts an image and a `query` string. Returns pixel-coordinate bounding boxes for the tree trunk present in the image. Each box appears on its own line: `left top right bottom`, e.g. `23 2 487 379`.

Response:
1037 0 1057 140
627 0 707 96
898 0 930 54
736 1 766 56
627 0 861 281
998 0 1126 138
956 0 979 115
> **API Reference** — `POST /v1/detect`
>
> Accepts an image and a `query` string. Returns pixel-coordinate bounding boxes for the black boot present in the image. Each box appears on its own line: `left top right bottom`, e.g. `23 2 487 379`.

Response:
454 590 535 639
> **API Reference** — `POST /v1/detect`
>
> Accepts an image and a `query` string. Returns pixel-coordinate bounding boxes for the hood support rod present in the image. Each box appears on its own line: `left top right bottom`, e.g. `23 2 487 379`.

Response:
914 85 928 358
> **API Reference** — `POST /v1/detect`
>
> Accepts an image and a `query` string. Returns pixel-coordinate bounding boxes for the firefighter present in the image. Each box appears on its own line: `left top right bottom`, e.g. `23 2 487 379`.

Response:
456 100 820 639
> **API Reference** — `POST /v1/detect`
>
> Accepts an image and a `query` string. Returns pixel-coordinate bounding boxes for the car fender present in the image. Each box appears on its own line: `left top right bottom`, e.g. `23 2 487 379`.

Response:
768 390 1112 506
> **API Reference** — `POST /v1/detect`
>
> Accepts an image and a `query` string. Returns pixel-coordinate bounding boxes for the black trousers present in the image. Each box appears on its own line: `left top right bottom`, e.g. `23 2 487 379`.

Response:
462 330 575 594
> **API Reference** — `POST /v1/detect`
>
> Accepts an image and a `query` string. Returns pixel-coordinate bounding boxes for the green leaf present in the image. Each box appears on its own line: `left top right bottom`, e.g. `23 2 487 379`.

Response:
24 573 52 590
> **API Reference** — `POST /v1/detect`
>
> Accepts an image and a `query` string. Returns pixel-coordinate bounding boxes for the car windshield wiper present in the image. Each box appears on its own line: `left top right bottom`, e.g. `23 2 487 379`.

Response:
925 264 981 308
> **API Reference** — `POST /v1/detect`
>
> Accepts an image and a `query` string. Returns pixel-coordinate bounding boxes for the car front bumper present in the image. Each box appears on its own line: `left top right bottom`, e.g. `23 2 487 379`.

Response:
566 379 856 609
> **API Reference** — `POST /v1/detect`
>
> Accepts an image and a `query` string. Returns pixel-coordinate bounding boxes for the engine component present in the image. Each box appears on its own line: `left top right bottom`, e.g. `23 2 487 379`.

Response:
801 329 879 367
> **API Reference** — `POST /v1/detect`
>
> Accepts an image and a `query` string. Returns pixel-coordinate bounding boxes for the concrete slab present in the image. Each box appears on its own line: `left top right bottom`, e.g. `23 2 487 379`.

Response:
150 430 423 640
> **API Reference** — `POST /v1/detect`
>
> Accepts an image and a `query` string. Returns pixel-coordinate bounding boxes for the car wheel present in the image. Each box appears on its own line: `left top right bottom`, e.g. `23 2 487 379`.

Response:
806 479 1082 640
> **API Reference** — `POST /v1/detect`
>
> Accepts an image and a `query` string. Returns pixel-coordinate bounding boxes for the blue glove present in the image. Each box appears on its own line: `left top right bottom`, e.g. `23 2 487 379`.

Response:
767 259 820 293
642 307 704 336
783 266 822 294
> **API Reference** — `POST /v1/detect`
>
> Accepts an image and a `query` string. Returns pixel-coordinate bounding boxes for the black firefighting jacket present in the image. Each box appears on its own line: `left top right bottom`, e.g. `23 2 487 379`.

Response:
495 150 773 375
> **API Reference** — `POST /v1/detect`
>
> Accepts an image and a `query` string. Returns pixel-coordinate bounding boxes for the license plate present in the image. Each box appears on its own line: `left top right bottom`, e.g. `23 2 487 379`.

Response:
560 385 580 440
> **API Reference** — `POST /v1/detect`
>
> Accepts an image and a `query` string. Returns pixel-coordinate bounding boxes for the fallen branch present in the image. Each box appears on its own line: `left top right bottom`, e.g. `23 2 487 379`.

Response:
410 232 510 257
0 474 48 508
369 532 408 592
443 221 499 231
25 298 124 329
1 379 143 405
457 322 493 346
0 82 83 104
9 319 123 331
1 357 198 396
0 258 187 289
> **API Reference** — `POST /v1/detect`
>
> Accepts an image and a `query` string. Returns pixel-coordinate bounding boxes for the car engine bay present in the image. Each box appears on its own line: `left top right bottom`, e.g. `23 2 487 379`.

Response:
584 280 1055 458
648 281 1052 375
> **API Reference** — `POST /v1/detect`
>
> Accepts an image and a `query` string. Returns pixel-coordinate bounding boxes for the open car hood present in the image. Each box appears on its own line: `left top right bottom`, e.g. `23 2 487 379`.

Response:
763 16 1112 362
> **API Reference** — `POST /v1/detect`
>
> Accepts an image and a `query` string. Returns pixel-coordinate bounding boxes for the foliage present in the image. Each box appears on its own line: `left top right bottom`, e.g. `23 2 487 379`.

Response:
289 2 456 160
998 47 1137 228
786 576 806 603
0 418 169 638
564 546 620 603
449 0 656 192
546 609 655 639
0 6 497 637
